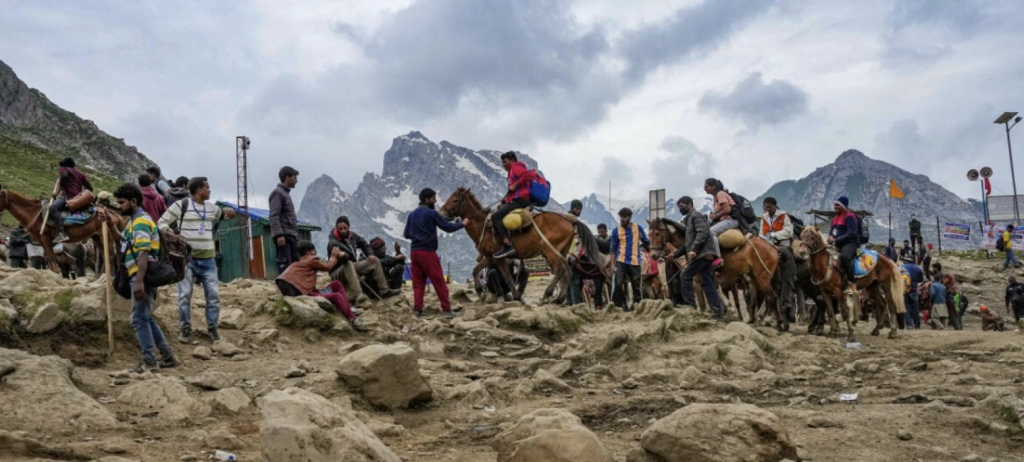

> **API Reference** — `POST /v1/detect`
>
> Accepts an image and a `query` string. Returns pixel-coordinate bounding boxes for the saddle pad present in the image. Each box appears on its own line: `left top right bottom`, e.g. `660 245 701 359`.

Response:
718 229 746 249
853 247 878 278
63 206 96 226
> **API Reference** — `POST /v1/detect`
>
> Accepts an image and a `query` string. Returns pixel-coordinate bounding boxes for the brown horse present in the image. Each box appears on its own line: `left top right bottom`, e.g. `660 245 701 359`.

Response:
440 188 599 303
0 184 124 274
646 218 778 326
795 226 905 340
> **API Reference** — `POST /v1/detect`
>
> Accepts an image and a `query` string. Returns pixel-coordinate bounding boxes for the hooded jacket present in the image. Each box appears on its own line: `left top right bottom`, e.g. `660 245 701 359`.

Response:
327 229 371 267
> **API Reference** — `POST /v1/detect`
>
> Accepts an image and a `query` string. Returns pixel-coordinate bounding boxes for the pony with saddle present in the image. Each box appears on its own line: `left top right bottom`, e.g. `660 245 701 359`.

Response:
440 187 606 304
0 183 124 274
647 218 784 330
795 226 905 340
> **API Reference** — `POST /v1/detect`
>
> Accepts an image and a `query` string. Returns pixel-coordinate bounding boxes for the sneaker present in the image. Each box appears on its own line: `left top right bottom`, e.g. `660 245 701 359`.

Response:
53 232 69 244
413 310 424 318
351 317 367 331
383 288 402 298
351 307 364 316
208 329 221 343
354 293 369 305
442 311 457 319
129 362 159 374
711 258 724 269
160 355 180 369
177 330 191 344
494 243 516 259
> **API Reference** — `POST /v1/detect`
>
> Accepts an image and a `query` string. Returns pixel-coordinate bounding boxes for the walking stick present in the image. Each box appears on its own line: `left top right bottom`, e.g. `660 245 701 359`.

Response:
39 178 60 234
102 220 114 354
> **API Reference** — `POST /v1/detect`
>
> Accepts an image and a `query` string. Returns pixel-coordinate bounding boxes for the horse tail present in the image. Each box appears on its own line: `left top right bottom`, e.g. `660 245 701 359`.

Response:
885 257 906 314
575 222 610 278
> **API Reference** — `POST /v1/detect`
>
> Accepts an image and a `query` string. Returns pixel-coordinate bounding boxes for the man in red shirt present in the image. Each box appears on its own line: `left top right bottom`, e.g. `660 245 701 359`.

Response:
138 174 168 221
493 151 533 258
48 157 93 243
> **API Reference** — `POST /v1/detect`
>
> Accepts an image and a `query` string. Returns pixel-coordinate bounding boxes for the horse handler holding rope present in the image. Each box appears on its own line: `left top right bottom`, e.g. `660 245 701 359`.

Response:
673 196 725 321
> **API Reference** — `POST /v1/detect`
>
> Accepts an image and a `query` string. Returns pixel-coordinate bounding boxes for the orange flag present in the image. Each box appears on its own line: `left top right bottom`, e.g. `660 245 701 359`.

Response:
889 179 905 199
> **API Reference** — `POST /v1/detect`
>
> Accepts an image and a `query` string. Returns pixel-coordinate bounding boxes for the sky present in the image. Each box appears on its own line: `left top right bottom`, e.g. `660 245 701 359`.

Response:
2 0 1023 209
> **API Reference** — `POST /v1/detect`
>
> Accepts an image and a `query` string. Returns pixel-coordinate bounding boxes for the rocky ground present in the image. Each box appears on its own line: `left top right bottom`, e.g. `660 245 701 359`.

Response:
1 253 1023 462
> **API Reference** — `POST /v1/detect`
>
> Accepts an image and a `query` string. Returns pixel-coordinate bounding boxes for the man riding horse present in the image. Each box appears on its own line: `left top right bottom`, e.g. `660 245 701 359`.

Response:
492 151 533 259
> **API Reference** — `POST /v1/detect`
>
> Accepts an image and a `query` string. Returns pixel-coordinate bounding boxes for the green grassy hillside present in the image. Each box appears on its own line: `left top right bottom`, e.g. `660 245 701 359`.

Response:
0 133 122 226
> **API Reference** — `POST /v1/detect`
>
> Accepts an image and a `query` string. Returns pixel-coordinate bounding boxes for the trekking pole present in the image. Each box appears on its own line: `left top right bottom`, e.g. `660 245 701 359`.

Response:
39 178 60 234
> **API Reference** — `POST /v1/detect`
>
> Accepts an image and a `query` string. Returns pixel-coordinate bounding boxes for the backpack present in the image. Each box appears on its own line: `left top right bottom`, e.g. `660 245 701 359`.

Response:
790 215 805 238
997 233 1007 252
855 214 870 245
728 192 757 225
528 170 551 207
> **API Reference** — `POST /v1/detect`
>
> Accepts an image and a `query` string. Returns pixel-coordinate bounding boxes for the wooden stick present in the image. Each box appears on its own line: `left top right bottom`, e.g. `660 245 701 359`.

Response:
39 178 60 234
102 220 114 354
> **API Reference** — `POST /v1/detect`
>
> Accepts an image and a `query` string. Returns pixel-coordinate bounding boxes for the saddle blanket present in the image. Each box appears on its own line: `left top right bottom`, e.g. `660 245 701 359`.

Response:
853 247 878 278
63 206 96 226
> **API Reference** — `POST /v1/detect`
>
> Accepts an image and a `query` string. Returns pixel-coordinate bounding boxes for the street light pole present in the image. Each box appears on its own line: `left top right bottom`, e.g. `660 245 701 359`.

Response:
995 112 1021 225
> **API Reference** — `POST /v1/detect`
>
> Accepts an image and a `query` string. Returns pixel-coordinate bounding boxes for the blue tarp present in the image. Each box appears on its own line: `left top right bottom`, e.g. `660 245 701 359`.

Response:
217 201 320 229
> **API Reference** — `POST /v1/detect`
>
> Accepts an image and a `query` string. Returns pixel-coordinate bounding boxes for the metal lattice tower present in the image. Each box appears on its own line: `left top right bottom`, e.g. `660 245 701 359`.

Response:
236 136 252 273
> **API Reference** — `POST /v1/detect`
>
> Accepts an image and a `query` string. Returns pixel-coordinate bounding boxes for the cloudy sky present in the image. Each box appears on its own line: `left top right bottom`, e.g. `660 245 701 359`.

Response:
2 0 1023 207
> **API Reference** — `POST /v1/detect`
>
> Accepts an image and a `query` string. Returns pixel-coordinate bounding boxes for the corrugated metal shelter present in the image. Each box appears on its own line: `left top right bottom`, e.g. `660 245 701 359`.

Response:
215 201 322 283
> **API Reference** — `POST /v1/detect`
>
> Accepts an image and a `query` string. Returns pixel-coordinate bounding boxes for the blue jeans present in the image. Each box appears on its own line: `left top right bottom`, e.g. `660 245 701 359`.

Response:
680 257 724 318
130 276 174 365
177 258 221 333
903 292 921 329
1005 249 1020 268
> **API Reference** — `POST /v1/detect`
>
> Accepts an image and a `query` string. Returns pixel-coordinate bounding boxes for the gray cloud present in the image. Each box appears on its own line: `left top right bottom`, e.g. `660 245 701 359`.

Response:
619 0 776 83
698 72 809 131
653 136 717 199
595 157 635 194
883 0 988 63
242 0 776 147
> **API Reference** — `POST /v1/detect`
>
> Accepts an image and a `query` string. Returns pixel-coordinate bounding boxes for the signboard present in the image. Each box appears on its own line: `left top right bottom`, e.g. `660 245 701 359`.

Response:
986 195 1023 221
941 222 971 241
525 257 551 279
982 224 1024 250
649 189 666 220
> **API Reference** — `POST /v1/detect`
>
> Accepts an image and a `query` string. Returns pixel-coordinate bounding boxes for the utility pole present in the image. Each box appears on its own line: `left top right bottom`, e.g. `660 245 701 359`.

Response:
995 112 1021 225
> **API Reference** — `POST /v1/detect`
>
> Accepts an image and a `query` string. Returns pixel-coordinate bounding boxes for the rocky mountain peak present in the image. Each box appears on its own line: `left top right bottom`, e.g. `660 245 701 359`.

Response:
0 59 154 182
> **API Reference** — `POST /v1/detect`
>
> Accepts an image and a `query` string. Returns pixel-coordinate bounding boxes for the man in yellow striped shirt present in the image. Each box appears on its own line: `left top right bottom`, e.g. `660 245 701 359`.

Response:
116 183 178 373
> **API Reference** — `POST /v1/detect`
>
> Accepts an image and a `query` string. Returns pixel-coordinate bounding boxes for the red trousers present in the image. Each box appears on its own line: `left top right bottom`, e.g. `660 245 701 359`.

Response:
311 280 355 321
411 250 450 312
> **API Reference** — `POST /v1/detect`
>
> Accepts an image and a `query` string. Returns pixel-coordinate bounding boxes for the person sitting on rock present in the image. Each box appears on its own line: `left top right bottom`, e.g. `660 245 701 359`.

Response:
276 241 364 330
980 305 1005 332
360 237 406 298
484 259 530 303
328 216 401 303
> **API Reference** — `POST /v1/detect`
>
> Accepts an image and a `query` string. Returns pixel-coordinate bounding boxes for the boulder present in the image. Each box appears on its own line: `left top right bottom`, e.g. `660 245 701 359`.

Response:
0 298 19 320
186 370 234 390
493 408 614 462
638 404 798 462
274 296 334 330
26 302 64 333
68 293 107 326
336 343 433 409
0 348 122 433
219 308 247 330
211 341 244 357
259 387 401 462
445 380 493 406
697 340 769 372
252 328 280 345
205 429 244 450
724 322 769 351
977 390 1024 430
205 387 252 414
192 346 212 361
490 305 585 339
117 376 210 422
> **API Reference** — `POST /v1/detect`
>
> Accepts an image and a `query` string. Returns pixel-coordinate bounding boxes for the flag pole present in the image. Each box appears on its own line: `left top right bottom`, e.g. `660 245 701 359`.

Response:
888 179 892 242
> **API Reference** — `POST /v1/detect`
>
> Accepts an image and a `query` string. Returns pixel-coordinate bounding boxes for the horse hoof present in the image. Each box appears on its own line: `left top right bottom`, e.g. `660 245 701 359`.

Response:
888 329 898 339
870 330 880 336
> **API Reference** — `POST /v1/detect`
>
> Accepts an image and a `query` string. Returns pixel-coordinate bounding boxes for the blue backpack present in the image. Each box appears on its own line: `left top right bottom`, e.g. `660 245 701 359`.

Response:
528 169 551 207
